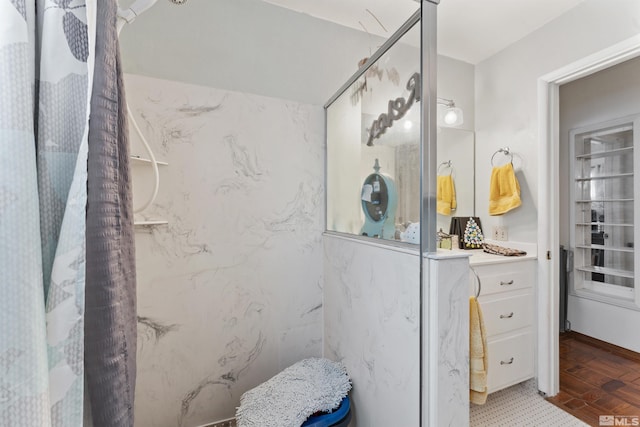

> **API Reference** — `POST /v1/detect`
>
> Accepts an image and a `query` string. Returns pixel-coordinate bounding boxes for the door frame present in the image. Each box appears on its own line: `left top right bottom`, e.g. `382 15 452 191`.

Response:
537 34 640 396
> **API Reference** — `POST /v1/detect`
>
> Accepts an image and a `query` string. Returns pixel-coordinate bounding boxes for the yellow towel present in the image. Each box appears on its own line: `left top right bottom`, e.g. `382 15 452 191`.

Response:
489 163 521 215
470 296 488 405
437 175 457 215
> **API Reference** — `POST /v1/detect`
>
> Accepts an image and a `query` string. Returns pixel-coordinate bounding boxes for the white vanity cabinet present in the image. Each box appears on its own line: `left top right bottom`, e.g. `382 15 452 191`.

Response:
471 258 536 393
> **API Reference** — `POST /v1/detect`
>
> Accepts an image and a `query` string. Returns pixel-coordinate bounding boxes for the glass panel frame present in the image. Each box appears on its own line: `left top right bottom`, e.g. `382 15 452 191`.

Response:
323 5 441 426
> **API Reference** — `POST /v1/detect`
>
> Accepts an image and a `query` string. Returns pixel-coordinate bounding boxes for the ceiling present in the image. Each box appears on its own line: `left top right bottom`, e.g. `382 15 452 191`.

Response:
261 0 586 64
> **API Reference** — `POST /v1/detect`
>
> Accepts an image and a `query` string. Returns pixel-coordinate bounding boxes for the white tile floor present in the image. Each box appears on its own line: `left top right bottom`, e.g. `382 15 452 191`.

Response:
205 380 588 427
470 380 590 427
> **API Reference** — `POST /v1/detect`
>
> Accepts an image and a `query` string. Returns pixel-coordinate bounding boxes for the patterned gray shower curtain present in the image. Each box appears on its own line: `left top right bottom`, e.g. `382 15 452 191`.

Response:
0 0 136 425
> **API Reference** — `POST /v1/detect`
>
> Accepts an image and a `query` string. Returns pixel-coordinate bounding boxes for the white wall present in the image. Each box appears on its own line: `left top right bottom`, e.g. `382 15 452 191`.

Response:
560 57 640 352
119 0 388 106
475 0 640 243
326 88 363 235
126 74 325 426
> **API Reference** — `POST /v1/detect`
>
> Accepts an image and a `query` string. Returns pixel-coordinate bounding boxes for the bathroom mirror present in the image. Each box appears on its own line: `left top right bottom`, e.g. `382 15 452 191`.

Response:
392 128 476 236
436 128 475 232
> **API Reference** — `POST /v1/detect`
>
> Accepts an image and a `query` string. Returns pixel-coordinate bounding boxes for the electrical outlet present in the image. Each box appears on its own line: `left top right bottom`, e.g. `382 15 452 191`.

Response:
492 226 500 240
491 226 508 241
497 226 508 241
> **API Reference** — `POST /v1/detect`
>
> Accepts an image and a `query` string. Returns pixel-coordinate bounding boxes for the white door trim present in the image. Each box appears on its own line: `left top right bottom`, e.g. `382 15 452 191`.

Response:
537 34 640 397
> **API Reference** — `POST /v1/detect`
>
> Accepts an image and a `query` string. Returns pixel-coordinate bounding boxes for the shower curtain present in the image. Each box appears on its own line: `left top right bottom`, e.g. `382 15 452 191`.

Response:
84 0 138 425
0 0 136 425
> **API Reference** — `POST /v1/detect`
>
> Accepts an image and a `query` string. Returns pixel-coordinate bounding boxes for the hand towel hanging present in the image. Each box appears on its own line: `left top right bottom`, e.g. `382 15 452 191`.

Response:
470 296 488 405
489 162 521 215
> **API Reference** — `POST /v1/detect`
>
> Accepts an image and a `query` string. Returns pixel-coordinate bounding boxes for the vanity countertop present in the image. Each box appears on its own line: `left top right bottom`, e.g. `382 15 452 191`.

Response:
323 233 538 265
467 249 537 266
445 240 538 266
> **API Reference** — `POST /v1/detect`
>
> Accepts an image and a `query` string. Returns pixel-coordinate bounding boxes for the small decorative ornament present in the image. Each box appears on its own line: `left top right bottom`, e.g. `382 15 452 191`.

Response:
400 222 420 244
437 229 452 250
451 234 459 249
464 218 484 249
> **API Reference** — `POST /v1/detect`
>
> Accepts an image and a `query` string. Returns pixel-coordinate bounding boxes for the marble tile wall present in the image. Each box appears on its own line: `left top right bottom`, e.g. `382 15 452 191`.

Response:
323 235 421 426
124 74 325 427
424 254 470 427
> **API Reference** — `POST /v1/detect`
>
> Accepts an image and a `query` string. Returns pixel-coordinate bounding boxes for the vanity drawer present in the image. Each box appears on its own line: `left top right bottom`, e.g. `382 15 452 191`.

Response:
480 293 533 337
471 261 535 296
487 331 534 393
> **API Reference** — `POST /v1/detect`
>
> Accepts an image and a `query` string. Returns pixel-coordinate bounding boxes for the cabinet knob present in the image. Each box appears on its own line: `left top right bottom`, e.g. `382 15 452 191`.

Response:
500 357 514 365
500 280 514 286
500 312 514 319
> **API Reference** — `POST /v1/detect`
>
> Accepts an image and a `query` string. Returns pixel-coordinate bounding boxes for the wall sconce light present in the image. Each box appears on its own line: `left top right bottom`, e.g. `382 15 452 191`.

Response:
437 97 464 127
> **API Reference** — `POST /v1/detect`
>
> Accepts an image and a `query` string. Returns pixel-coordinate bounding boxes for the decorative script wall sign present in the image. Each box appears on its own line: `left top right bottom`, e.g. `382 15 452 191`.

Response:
366 72 421 147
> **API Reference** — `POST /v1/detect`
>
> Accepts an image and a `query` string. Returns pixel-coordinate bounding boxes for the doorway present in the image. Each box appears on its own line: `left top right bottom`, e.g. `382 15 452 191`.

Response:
537 34 640 398
560 61 640 347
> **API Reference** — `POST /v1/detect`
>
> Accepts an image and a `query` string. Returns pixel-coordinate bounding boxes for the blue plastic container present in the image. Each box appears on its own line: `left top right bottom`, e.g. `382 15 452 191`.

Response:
301 395 351 427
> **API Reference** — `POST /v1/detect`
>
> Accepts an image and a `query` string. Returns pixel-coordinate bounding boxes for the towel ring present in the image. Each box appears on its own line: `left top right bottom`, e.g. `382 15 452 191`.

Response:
471 267 481 298
438 160 453 175
491 147 513 167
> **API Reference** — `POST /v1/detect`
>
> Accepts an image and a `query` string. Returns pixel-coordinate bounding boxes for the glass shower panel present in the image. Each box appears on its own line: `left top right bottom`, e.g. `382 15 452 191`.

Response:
326 23 420 242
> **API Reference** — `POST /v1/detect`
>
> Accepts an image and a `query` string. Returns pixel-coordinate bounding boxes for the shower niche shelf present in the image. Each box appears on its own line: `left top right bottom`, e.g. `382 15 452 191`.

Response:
134 220 169 227
130 155 168 166
131 154 168 227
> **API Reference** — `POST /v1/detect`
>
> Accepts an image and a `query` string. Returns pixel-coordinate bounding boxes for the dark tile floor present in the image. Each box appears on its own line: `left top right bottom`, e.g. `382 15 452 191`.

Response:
547 332 640 426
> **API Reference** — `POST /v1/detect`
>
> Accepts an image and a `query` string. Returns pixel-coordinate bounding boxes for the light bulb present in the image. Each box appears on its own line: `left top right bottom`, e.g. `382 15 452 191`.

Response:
443 109 458 125
404 120 413 130
437 101 464 127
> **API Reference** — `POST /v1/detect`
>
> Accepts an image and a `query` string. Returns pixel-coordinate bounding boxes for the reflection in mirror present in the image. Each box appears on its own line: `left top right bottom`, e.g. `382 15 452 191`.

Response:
326 23 421 242
436 128 475 233
393 128 476 236
326 21 476 245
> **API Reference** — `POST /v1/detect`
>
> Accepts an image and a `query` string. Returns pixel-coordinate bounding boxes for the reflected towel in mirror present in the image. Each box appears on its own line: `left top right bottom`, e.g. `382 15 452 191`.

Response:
437 175 457 215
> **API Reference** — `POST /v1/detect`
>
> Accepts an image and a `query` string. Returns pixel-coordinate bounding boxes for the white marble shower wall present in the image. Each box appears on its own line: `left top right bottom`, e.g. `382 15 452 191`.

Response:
323 234 421 426
124 74 325 427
